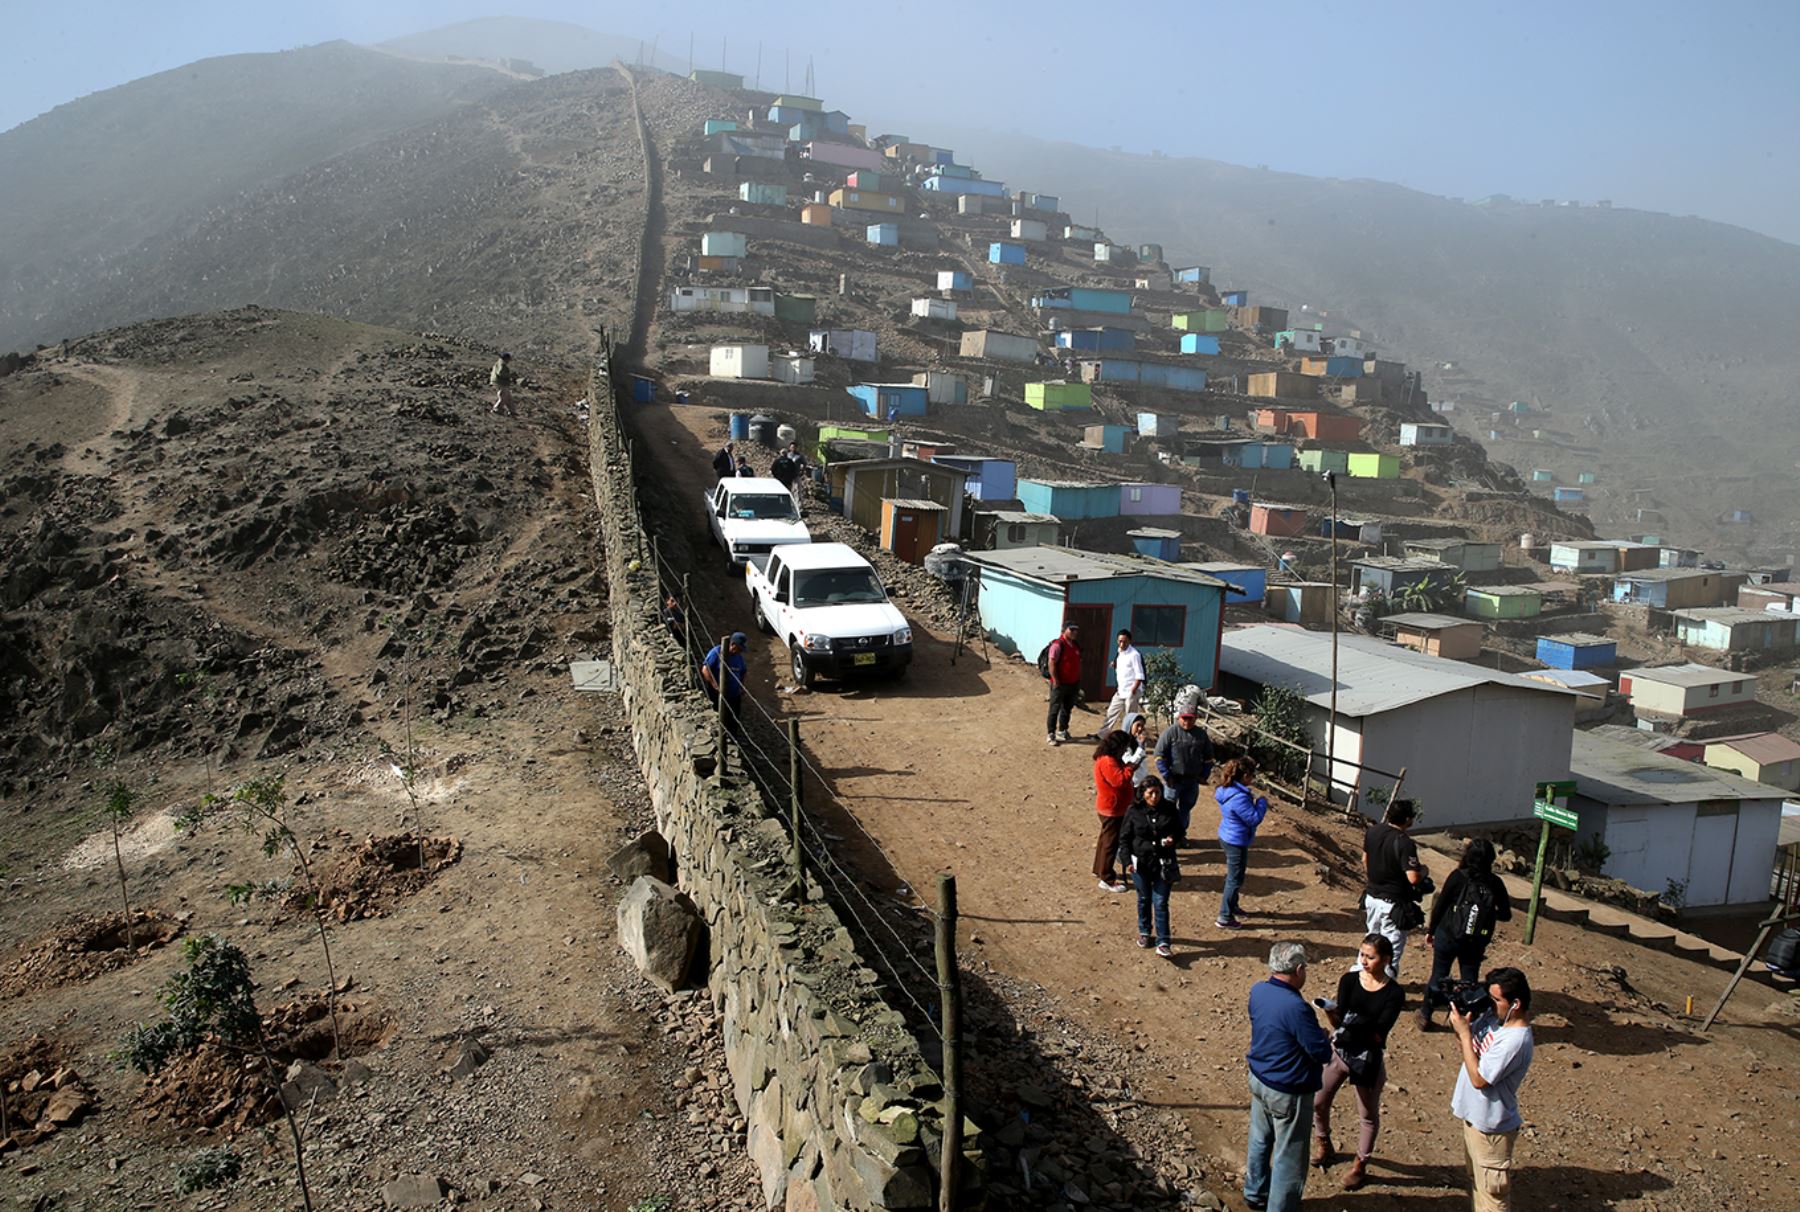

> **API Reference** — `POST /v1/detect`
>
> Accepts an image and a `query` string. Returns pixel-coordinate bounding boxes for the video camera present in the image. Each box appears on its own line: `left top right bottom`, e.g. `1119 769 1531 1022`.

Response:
1448 980 1491 1019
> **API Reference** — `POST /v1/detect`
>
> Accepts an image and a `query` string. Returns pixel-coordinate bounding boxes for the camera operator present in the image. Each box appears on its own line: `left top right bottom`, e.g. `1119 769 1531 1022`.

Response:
1361 797 1427 978
1449 967 1535 1212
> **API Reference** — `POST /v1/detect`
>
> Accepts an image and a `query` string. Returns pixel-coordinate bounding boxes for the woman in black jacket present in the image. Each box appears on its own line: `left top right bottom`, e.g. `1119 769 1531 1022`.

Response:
1417 838 1513 1029
1120 780 1185 959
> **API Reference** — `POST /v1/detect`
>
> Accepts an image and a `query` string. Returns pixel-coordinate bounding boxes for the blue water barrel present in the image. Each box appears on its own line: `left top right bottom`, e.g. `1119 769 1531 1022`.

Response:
728 412 752 440
630 375 655 403
1232 488 1251 506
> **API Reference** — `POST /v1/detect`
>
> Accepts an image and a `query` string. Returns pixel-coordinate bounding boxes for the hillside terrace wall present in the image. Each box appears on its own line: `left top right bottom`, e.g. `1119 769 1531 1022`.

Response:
586 347 965 1209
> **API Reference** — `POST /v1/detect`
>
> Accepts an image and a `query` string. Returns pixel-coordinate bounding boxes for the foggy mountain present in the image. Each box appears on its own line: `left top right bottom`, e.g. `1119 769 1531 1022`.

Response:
0 41 509 352
377 16 685 76
946 131 1800 552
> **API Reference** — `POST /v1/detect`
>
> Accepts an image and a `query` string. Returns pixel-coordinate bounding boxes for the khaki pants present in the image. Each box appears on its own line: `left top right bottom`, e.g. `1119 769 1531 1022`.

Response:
1463 1122 1516 1212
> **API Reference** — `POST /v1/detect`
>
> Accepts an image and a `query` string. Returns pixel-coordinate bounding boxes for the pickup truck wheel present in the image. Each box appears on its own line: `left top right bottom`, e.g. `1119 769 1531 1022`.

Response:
790 646 814 689
753 599 773 635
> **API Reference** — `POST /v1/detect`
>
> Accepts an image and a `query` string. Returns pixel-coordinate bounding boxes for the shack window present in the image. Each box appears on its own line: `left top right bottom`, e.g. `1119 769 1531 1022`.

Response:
1131 605 1185 648
1007 524 1026 543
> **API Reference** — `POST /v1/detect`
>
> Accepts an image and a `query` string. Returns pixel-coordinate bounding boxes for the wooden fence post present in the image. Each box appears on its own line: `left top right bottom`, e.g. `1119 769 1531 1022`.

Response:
936 873 962 1212
785 719 803 901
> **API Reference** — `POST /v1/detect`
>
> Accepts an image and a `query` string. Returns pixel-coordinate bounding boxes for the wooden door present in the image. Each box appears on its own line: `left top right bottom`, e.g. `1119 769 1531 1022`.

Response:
1063 604 1113 701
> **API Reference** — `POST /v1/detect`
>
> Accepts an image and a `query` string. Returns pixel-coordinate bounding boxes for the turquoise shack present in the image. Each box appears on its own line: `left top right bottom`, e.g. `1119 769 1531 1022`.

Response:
965 547 1228 698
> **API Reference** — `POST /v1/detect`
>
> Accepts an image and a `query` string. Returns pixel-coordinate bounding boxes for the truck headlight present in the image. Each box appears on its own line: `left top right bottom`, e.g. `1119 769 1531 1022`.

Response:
894 628 913 646
802 633 833 652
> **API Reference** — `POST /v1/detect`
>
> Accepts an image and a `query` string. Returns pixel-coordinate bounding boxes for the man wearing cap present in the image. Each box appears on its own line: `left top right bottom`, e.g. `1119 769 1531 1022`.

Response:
1244 941 1333 1212
1153 708 1215 836
700 632 750 726
1045 621 1083 745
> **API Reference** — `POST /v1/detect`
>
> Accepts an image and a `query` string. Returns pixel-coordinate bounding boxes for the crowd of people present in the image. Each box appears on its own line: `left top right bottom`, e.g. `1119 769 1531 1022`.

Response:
1068 629 1532 1210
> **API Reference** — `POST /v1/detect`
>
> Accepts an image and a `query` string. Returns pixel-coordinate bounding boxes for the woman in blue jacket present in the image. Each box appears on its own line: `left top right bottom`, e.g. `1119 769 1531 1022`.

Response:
1214 756 1270 929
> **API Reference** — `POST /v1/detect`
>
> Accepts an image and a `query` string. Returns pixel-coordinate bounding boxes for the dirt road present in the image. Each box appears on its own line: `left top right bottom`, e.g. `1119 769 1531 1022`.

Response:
631 399 1800 1212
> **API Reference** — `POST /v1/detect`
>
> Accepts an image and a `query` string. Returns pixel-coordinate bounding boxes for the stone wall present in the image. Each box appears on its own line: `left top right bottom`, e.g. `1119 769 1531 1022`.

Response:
586 345 970 1210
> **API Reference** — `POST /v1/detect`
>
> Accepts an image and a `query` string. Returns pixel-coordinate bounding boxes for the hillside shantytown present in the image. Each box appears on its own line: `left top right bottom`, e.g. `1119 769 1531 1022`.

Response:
2 18 1798 1212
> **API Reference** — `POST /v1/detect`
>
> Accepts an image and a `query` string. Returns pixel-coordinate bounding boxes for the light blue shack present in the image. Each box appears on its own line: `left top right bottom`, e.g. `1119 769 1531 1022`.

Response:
923 174 1006 197
1323 355 1363 377
1056 328 1135 353
1221 290 1248 306
1180 333 1222 355
989 242 1027 265
867 223 899 247
1220 439 1295 470
1083 360 1208 393
1174 266 1211 284
965 548 1227 693
933 455 1017 501
1185 561 1268 606
739 181 788 206
1129 528 1183 561
846 383 928 419
1017 479 1120 521
1553 486 1586 503
1536 633 1617 670
704 119 739 136
1118 482 1183 516
1033 287 1134 315
1085 424 1133 454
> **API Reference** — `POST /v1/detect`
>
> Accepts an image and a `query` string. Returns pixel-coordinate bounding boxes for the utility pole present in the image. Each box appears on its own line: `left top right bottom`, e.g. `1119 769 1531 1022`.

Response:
785 48 790 93
755 42 762 90
1326 470 1339 809
687 33 694 76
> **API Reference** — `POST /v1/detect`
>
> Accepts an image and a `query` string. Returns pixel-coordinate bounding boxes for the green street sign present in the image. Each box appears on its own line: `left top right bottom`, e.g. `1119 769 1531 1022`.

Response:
1533 799 1579 830
1536 780 1577 798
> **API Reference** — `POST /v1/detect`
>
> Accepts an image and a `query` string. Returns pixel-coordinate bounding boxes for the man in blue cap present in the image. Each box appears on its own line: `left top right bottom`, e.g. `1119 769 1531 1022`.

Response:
701 631 749 726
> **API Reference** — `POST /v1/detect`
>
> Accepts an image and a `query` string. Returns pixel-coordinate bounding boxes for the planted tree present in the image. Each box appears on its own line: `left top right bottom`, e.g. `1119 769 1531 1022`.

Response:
1140 649 1189 732
100 779 141 951
179 775 342 1056
379 611 441 873
117 935 312 1210
1249 684 1312 785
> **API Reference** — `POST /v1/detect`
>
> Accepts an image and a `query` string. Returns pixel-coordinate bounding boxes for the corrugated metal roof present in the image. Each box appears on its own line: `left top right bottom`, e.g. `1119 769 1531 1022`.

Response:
884 498 945 510
1587 724 1683 752
1618 568 1719 583
1541 632 1615 647
1520 669 1611 696
1128 527 1182 539
1384 613 1481 631
1624 662 1753 688
1467 585 1541 597
980 511 1057 525
1672 607 1795 626
966 545 1226 588
1708 732 1800 766
1186 561 1265 574
1353 557 1446 572
1218 625 1568 716
1571 730 1788 806
1021 479 1112 489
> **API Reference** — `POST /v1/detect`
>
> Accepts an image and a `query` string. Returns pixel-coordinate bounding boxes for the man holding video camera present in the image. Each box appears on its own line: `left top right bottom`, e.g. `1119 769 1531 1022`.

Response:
1449 967 1535 1212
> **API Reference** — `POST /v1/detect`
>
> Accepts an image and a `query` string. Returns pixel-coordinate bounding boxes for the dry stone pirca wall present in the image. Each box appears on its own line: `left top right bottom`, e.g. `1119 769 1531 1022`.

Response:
586 344 971 1209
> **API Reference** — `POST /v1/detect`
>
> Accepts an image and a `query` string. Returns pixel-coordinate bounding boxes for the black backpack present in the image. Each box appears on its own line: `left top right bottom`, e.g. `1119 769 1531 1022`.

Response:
1445 874 1500 943
1765 927 1800 975
1036 644 1052 679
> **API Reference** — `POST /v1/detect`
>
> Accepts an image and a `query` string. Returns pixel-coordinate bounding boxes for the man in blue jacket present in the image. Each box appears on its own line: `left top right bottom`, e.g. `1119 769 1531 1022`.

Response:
1245 941 1333 1212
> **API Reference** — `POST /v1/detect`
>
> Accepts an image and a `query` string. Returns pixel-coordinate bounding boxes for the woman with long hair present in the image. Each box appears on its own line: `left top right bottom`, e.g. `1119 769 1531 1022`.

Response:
1419 838 1513 1029
1212 755 1270 929
1313 933 1405 1190
1091 729 1136 892
1120 779 1184 958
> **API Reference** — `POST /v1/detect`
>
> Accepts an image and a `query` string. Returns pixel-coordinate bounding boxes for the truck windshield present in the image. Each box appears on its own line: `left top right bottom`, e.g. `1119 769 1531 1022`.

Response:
729 494 799 521
794 569 888 607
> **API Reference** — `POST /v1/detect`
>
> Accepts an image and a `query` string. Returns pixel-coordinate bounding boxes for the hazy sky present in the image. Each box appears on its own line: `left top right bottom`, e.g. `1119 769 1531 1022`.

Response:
9 1 1799 243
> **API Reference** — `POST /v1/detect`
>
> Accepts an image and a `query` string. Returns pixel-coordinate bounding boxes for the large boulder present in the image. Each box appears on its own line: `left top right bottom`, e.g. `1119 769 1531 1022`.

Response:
617 876 702 992
606 829 673 883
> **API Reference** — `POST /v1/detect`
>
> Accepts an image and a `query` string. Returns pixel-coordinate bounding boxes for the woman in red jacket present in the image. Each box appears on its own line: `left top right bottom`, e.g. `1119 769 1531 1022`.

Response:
1093 730 1136 891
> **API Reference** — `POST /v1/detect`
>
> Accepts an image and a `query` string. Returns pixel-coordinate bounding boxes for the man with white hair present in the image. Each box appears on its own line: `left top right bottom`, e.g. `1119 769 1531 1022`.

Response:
1244 941 1333 1212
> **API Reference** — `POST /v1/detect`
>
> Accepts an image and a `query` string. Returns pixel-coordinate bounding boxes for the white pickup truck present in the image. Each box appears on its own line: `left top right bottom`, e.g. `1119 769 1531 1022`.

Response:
744 542 913 687
704 476 811 570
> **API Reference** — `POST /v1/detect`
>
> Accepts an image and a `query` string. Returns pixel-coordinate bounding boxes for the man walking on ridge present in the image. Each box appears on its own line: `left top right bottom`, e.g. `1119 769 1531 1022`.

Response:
1100 628 1145 737
490 351 517 416
1045 621 1083 745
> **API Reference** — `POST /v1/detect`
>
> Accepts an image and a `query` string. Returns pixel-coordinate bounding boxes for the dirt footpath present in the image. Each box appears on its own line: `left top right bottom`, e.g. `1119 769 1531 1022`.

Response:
632 401 1800 1212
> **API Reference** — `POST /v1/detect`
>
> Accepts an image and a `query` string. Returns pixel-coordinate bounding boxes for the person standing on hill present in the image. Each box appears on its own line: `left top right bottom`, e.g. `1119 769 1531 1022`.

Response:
1100 629 1145 738
1244 942 1333 1212
1153 708 1215 835
1418 839 1514 1030
1214 756 1271 929
700 631 749 729
1313 933 1405 1190
712 442 737 481
1362 798 1425 979
1091 731 1136 892
1045 622 1083 745
1120 780 1183 958
770 441 808 505
490 351 517 415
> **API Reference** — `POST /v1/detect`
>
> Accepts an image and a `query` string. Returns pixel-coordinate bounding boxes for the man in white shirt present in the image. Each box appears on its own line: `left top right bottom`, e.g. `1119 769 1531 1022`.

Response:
1449 966 1535 1212
1101 629 1146 737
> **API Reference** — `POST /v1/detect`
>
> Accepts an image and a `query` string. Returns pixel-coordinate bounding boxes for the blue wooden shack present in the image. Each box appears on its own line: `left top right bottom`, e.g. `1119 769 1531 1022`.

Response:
846 383 928 419
1324 355 1363 377
1084 423 1133 454
1033 286 1134 315
1056 327 1135 353
1082 360 1208 393
1536 633 1617 670
1180 333 1222 355
964 548 1227 696
866 223 898 247
933 455 1016 501
925 175 1006 197
1186 561 1268 606
1221 290 1248 306
1173 266 1211 284
1017 479 1120 521
1220 439 1295 470
989 242 1027 265
1128 528 1183 561
1553 486 1586 503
